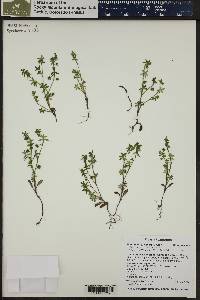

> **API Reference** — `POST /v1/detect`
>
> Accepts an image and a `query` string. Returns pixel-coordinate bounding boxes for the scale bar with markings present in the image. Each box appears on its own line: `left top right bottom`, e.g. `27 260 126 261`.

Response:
98 0 193 17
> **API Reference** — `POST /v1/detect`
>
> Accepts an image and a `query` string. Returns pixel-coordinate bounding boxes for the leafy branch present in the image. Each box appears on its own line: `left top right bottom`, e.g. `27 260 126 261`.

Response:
21 53 59 122
81 151 108 208
111 143 142 226
80 143 142 229
119 59 165 133
157 136 174 219
22 129 49 225
71 51 90 123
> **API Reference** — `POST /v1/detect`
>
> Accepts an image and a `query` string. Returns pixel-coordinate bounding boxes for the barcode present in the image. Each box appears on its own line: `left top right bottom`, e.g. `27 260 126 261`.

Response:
85 284 116 294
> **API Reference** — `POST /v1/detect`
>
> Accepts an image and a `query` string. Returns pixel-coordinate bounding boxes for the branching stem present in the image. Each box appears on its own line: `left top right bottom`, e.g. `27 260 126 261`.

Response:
21 53 59 122
157 136 174 219
71 51 90 123
22 129 49 225
80 143 142 229
119 59 165 133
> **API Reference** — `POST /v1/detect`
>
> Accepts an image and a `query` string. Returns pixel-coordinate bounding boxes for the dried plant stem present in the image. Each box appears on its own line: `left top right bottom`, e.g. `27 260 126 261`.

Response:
22 129 49 225
81 143 141 229
31 185 44 225
118 85 133 111
30 140 44 225
21 53 59 122
119 59 165 133
71 51 90 123
157 136 174 219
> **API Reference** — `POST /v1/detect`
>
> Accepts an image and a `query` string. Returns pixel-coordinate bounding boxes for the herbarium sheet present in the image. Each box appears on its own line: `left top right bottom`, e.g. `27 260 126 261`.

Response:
3 20 196 297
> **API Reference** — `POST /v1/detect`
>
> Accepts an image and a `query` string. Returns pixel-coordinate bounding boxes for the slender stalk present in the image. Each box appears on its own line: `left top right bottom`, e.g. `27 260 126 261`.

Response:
71 51 90 123
118 85 133 111
119 59 165 133
157 136 174 219
29 184 44 225
113 171 128 217
21 53 59 121
80 143 141 229
22 129 49 225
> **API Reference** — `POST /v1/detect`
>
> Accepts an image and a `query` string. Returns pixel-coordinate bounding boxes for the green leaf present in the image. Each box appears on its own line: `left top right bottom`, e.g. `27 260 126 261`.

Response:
37 180 43 186
100 202 108 208
114 191 120 196
39 108 46 113
123 189 128 196
28 180 33 188
119 169 124 176
167 182 174 189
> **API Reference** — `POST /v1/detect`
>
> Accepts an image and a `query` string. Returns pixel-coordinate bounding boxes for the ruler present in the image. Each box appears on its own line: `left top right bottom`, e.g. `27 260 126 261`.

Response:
98 0 193 17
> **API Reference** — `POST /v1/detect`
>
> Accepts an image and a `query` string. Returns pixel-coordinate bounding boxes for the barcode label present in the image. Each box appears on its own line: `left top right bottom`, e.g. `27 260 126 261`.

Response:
85 284 116 294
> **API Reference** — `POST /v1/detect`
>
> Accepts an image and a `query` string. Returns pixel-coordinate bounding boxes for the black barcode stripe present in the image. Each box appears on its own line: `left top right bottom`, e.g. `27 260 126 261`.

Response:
86 284 115 294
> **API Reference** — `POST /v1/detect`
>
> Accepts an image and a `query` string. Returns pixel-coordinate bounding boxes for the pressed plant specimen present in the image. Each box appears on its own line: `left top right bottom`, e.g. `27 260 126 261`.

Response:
21 53 59 122
71 50 90 123
80 143 142 229
22 129 49 225
157 136 174 219
119 59 165 133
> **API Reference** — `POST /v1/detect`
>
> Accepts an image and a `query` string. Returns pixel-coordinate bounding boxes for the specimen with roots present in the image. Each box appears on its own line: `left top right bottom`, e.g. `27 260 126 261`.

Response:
157 136 174 219
80 143 142 229
21 53 59 122
71 50 90 123
119 59 165 133
22 129 49 225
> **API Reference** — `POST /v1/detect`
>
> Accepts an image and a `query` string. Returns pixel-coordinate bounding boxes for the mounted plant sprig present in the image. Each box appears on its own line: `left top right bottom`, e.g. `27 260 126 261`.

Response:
119 59 165 133
80 151 108 208
80 143 142 229
22 129 49 225
157 136 174 219
71 51 90 123
21 53 59 122
111 143 142 226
